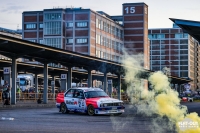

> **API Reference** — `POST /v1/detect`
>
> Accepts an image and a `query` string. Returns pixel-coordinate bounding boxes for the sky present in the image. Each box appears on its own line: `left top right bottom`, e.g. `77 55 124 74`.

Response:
1 0 200 30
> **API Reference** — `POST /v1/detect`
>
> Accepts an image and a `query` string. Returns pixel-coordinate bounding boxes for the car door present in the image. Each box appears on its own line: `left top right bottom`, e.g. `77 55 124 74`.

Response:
64 89 76 111
74 89 86 112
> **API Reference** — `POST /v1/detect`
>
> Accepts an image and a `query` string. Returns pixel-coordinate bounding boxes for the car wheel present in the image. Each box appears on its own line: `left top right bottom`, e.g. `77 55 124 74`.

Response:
60 103 68 114
87 105 95 116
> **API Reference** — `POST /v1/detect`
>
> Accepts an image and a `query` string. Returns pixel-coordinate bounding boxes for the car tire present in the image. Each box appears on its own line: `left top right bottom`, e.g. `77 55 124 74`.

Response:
60 103 69 114
87 105 95 116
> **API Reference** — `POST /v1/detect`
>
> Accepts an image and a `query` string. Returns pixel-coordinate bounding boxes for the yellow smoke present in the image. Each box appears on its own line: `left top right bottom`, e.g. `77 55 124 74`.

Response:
122 52 200 133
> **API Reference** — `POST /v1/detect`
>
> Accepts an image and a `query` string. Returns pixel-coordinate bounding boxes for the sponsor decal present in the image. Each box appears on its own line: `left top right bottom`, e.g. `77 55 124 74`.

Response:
66 100 77 105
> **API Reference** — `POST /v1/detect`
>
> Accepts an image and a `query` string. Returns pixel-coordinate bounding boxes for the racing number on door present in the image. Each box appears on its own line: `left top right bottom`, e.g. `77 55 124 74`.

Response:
78 100 85 107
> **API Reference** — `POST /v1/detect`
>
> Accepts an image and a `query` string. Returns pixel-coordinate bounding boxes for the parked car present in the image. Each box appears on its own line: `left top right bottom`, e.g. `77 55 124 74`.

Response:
56 88 125 116
182 96 193 102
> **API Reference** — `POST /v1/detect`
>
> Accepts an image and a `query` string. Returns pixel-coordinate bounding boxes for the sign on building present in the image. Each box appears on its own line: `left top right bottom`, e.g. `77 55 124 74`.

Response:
3 67 11 74
61 74 67 79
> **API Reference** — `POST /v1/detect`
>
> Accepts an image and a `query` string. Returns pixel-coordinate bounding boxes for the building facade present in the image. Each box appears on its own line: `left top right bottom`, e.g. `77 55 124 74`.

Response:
22 3 149 68
148 25 200 90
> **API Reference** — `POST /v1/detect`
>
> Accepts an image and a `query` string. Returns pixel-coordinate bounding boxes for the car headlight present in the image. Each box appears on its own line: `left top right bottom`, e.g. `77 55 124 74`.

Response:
103 103 107 107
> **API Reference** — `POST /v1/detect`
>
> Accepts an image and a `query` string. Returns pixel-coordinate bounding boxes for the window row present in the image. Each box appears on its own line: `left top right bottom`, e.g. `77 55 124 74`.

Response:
150 39 188 44
44 13 61 20
96 18 123 38
151 55 188 60
26 39 44 44
25 23 43 29
44 21 61 35
96 34 123 51
148 33 188 39
151 61 188 65
44 38 62 48
151 44 188 49
95 50 122 62
152 66 188 70
66 38 88 44
151 50 188 55
66 22 88 28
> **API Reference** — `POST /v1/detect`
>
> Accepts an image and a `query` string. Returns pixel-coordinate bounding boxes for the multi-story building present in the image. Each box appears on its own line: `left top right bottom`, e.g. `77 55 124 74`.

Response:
22 2 149 69
148 25 200 90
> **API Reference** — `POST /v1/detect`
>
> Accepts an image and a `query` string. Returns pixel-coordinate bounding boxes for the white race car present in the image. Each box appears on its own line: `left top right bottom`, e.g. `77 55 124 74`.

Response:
56 88 125 116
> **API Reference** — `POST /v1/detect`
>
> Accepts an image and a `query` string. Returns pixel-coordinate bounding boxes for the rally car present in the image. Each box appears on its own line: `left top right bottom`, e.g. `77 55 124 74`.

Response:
56 87 125 116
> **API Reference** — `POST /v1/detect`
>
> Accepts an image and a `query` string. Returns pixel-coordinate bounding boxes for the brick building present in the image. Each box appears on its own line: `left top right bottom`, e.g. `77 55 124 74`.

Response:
22 2 149 69
149 25 200 90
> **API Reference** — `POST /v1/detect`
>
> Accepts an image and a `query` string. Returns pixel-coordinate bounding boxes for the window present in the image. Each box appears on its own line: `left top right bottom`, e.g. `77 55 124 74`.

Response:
180 61 188 65
96 50 100 58
111 26 115 35
100 51 104 58
66 38 73 44
152 66 160 71
103 21 106 31
84 91 108 98
44 38 61 48
44 22 61 35
76 38 87 43
152 61 160 65
152 40 160 44
180 50 188 54
39 23 43 28
74 89 84 99
96 18 99 28
180 55 188 60
44 13 61 20
180 39 188 44
65 89 75 97
180 66 188 70
152 45 160 49
77 22 87 27
180 71 188 77
180 45 188 49
151 34 165 39
39 39 43 44
161 61 165 65
66 22 73 28
28 39 36 42
151 56 160 60
26 24 36 29
96 34 101 44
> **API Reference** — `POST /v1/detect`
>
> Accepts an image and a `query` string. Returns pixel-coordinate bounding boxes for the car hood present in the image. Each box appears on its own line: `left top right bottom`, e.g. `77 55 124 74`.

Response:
87 97 123 103
98 97 123 103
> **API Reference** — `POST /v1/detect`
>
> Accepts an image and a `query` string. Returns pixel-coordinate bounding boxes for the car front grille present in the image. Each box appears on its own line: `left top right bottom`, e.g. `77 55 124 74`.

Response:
106 103 120 106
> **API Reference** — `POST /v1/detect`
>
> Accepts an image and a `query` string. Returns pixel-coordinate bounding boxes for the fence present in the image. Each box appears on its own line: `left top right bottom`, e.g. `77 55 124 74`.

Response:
0 92 129 103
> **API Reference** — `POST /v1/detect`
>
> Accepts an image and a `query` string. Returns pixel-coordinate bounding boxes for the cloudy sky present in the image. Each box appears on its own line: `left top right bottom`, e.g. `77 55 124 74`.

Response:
1 0 200 30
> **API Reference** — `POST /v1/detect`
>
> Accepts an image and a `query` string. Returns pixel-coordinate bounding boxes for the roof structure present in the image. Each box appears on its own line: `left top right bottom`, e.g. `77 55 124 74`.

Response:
0 34 191 84
170 18 200 42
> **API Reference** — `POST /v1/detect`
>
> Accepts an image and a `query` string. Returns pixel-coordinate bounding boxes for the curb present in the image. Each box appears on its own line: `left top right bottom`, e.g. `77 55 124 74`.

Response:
0 103 56 109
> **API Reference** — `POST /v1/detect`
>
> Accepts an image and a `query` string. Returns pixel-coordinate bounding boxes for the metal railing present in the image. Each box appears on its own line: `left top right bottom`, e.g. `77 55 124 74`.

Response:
0 92 57 103
0 92 129 103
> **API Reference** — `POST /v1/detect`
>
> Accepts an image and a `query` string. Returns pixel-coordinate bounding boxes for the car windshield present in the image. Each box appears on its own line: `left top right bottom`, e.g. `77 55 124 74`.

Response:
84 91 108 98
20 78 26 86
